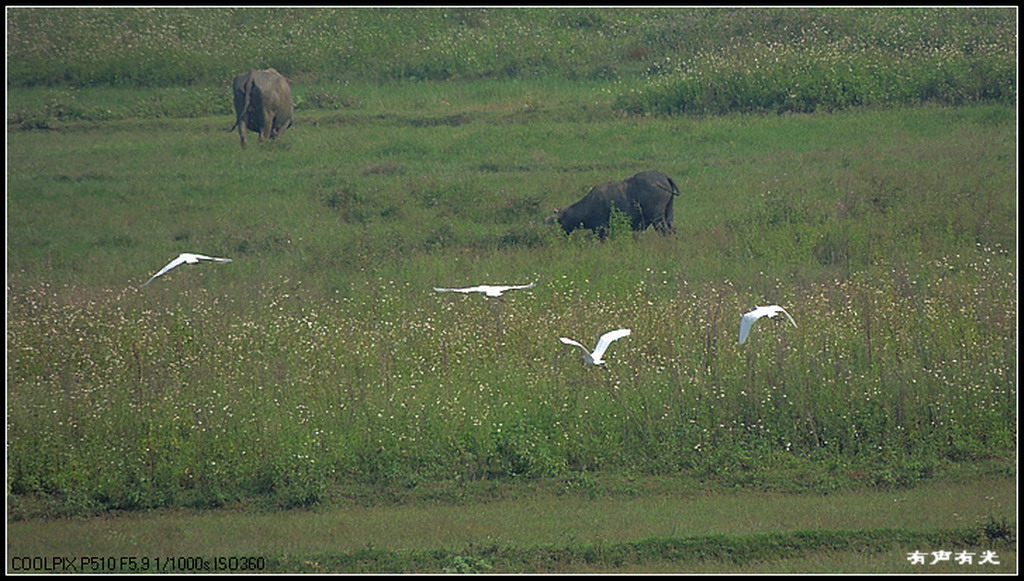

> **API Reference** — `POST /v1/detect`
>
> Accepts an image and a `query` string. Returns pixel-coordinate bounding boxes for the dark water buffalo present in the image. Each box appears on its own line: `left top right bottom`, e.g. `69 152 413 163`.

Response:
230 68 294 148
546 170 680 237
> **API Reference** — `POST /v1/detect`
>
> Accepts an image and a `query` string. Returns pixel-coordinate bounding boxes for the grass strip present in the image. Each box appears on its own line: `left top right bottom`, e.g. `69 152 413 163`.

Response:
246 523 1016 573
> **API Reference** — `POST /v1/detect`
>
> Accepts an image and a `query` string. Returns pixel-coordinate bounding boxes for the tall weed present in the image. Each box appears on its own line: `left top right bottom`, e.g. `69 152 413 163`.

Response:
8 241 1015 511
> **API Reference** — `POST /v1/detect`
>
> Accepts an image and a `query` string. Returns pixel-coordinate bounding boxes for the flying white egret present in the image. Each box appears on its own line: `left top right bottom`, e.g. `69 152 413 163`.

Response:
559 328 632 366
738 305 797 344
142 253 233 286
433 283 536 298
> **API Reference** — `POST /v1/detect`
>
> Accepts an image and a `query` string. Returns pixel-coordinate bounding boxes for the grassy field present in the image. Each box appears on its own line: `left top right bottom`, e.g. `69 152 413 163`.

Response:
7 475 1016 573
8 87 1016 510
5 6 1017 573
7 7 1015 124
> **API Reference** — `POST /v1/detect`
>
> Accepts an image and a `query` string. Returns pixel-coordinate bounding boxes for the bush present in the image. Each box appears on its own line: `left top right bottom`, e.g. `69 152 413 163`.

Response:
616 45 1016 116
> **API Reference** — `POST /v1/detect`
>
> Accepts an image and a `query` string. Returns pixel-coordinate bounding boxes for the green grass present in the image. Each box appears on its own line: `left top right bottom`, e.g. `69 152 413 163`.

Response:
7 87 1016 517
5 8 1017 573
6 8 1015 126
6 475 1015 573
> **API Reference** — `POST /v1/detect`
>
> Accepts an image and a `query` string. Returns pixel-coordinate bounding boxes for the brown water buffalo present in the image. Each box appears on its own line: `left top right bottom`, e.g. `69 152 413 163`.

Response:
546 170 680 237
230 68 294 148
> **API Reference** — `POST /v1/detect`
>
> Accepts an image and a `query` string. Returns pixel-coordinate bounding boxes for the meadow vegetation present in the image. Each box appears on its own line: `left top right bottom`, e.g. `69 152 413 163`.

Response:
5 6 1016 572
7 8 1015 124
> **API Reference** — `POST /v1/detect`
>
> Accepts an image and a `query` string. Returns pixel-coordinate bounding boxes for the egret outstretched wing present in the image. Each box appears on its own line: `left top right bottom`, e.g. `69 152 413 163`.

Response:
434 282 535 297
491 283 536 293
559 328 631 365
143 255 189 286
181 253 232 265
143 253 232 286
559 337 590 353
739 305 796 344
591 328 632 360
